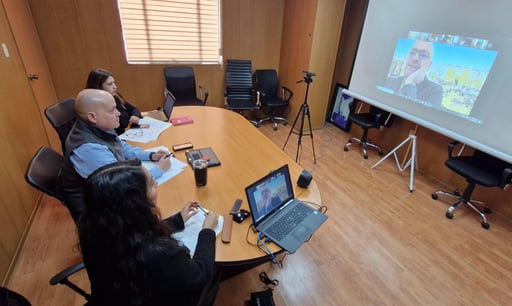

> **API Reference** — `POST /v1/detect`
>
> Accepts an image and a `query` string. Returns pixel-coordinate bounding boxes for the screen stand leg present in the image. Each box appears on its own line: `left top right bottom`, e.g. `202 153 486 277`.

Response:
371 134 417 192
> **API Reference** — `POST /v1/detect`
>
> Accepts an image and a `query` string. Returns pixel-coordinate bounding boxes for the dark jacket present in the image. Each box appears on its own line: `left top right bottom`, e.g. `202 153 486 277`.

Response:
81 213 217 306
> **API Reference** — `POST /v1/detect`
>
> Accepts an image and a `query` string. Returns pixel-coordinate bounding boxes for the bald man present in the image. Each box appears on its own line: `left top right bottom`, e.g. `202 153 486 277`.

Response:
59 89 170 221
386 40 443 107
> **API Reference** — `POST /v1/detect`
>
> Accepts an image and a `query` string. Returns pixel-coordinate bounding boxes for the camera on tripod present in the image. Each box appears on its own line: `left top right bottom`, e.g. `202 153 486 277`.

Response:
302 70 316 84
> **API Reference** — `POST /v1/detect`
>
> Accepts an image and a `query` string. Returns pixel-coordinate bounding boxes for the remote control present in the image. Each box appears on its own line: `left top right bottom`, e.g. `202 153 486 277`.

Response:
229 199 243 215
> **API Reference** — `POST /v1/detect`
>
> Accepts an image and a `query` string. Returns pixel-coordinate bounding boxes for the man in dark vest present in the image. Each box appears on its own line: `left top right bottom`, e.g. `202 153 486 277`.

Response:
59 89 171 221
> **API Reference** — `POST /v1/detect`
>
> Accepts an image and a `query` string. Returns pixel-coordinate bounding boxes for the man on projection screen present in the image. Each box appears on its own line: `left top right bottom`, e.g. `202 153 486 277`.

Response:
386 40 443 107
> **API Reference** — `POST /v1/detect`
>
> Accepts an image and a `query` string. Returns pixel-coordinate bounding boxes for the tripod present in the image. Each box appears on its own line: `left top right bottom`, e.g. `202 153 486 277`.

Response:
283 71 317 164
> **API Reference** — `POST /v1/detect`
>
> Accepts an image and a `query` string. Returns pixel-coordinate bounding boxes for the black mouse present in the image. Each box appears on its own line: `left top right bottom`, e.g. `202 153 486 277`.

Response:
233 209 250 223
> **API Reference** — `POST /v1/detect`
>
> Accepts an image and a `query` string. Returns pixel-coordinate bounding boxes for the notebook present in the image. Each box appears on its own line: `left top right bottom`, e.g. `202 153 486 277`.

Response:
245 164 328 253
185 147 221 167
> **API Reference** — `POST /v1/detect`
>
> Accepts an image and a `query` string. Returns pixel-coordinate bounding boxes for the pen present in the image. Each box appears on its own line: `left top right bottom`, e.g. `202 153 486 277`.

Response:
197 204 208 216
165 152 175 158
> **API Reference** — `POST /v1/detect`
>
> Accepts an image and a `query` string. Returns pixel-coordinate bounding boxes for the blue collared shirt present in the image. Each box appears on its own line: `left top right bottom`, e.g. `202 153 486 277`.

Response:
70 140 163 179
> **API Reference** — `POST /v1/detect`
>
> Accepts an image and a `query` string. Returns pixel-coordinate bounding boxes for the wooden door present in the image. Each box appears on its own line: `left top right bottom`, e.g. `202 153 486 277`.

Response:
0 1 51 282
3 0 60 152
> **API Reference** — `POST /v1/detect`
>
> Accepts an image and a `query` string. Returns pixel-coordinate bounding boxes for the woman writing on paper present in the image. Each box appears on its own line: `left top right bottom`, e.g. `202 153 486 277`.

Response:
78 160 220 306
86 68 143 135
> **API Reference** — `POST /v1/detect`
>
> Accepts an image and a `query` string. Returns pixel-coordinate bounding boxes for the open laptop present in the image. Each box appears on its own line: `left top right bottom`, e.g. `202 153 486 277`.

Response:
245 164 327 253
142 92 175 122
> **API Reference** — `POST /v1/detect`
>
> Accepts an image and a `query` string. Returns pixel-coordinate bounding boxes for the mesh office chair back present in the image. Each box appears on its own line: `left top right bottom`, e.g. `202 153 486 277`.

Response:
225 59 259 110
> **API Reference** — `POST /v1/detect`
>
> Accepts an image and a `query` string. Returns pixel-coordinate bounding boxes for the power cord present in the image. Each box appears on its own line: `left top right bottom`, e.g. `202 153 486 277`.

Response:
259 271 279 287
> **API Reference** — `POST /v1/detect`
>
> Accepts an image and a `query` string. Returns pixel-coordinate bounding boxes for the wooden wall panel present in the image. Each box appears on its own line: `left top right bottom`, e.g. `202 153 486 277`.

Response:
28 0 285 111
279 0 345 129
0 2 49 283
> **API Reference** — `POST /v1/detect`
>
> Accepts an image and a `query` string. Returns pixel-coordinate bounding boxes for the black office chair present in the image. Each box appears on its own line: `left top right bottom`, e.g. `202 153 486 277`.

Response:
254 69 293 130
0 287 31 306
44 98 76 153
431 141 512 229
24 147 91 302
225 59 260 126
164 66 208 106
343 101 393 159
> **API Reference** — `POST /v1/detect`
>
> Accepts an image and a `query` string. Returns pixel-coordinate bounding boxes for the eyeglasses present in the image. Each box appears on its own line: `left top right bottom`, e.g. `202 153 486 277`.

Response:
408 48 430 60
124 129 143 138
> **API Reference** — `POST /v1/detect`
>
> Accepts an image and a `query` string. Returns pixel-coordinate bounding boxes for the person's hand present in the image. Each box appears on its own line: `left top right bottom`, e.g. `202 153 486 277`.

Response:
404 60 432 85
180 201 200 223
156 154 171 172
151 150 170 161
129 116 140 124
202 211 219 230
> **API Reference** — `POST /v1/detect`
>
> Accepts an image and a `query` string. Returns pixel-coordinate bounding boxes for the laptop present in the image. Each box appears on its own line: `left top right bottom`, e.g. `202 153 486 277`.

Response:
142 92 175 122
162 92 175 121
245 164 328 253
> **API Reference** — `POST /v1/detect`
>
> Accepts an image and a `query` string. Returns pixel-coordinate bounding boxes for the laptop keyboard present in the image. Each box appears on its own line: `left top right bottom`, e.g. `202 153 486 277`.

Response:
266 204 313 241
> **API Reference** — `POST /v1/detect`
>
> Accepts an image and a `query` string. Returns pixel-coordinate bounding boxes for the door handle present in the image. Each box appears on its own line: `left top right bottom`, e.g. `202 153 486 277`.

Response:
28 74 39 80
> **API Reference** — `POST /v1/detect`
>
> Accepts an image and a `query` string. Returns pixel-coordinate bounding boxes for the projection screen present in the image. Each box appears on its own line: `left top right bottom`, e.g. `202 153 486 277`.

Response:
344 0 512 163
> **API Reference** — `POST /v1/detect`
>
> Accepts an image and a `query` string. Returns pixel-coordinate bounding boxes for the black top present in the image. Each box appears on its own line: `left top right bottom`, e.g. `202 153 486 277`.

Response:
81 213 217 306
115 95 142 135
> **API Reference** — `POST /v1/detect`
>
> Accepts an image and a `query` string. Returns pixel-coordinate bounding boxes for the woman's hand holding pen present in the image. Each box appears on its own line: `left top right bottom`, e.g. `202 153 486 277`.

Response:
180 201 219 229
202 211 219 230
180 201 200 222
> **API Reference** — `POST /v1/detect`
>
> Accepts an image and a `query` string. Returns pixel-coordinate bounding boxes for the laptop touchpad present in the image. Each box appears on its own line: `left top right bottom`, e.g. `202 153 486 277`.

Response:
292 225 310 241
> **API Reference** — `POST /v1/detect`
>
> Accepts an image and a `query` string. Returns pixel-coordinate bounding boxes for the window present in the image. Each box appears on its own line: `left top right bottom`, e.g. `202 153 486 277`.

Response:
117 0 221 64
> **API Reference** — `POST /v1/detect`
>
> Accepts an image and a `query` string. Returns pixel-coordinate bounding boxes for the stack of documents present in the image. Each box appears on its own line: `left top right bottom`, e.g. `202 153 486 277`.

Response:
119 117 171 143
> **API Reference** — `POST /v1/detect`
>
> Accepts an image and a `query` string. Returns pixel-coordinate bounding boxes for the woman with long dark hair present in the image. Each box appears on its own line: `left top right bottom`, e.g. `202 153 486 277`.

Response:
86 68 142 135
78 160 219 305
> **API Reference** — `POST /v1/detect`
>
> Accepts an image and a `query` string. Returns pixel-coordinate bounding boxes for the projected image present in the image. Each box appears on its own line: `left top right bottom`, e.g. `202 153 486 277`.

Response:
377 31 498 122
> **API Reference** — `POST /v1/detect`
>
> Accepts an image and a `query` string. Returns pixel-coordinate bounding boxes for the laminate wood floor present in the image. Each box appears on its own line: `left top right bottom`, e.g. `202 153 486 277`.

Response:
8 120 512 305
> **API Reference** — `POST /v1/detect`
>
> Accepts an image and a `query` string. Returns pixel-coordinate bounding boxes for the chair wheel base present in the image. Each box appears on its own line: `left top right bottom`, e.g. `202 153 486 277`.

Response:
446 212 454 219
431 193 439 200
482 222 490 229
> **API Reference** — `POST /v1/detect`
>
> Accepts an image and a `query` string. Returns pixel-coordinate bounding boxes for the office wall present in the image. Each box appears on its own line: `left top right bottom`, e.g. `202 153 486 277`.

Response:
0 2 50 282
27 0 286 112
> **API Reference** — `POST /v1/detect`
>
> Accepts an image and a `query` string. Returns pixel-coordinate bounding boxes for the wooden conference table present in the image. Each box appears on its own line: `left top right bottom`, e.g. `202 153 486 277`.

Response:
135 106 321 265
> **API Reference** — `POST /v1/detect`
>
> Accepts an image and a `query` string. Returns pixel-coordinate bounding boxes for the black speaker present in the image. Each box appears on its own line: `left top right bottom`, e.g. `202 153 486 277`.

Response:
297 170 312 188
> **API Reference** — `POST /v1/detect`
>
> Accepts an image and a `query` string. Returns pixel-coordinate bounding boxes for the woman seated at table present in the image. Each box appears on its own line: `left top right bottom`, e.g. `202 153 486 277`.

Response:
86 68 142 135
78 160 220 306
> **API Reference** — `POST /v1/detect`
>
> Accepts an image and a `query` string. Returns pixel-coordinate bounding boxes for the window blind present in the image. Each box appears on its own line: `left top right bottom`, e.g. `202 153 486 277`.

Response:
118 0 221 64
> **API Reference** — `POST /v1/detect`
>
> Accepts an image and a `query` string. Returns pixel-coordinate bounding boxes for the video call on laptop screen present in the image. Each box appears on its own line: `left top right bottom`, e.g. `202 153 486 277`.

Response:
246 165 294 224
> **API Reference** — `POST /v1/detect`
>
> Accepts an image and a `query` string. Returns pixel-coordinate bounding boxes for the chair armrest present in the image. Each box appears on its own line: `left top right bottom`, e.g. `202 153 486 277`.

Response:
49 262 90 300
447 141 462 158
49 262 85 285
500 167 512 189
199 86 208 105
281 86 293 101
256 91 261 108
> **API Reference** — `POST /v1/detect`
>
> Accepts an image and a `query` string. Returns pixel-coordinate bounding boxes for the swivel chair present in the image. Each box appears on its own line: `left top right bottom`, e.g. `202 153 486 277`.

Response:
431 141 512 229
164 66 208 106
44 98 76 153
343 101 393 159
254 69 293 130
25 147 91 302
225 59 260 126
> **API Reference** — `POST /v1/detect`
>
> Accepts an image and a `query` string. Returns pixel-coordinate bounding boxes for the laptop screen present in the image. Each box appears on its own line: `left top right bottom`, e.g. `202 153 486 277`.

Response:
245 164 294 226
163 93 175 120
